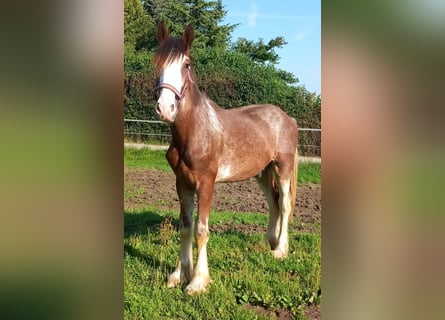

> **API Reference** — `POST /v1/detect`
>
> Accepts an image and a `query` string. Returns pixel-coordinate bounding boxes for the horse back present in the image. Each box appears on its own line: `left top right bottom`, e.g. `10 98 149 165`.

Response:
215 104 298 182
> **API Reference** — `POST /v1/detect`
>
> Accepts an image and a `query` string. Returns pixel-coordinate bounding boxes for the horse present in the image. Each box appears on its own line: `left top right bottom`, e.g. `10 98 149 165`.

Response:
153 22 299 295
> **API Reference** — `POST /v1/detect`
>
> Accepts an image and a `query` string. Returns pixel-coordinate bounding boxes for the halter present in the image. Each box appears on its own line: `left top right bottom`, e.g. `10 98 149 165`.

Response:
154 65 194 102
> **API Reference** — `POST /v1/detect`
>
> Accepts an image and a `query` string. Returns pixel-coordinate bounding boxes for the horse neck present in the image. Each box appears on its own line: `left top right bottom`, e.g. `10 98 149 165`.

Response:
170 86 221 147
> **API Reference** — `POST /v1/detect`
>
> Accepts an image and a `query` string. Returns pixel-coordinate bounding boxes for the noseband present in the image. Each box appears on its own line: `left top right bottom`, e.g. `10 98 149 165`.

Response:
154 66 194 102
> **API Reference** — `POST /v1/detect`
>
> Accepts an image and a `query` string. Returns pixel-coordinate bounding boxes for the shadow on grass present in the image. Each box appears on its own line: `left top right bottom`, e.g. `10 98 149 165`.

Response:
124 209 179 238
124 243 164 270
124 210 179 271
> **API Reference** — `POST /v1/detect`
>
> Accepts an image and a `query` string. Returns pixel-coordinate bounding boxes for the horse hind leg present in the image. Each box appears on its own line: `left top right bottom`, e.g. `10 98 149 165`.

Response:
272 176 291 259
256 163 280 251
271 152 298 259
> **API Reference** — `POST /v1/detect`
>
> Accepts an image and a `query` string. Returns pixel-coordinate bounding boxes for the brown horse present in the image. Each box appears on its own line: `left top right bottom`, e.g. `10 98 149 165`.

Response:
153 22 299 295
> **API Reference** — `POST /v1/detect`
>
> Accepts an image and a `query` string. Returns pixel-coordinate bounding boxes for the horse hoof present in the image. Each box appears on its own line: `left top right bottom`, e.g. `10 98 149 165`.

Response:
167 270 182 288
167 279 180 288
184 276 210 295
271 249 288 260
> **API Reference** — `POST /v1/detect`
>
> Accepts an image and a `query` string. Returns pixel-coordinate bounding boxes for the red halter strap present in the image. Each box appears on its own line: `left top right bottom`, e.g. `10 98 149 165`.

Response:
154 67 194 102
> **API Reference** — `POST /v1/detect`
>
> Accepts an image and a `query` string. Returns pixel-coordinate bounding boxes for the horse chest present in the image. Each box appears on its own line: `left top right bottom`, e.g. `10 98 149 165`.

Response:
176 154 218 187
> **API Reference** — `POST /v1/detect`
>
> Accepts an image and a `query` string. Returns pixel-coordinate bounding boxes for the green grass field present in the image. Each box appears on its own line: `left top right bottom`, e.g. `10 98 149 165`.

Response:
124 147 321 319
124 148 321 185
124 148 172 171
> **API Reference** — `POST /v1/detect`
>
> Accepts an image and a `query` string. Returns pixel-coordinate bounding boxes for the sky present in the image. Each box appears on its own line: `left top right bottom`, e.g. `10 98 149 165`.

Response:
221 0 321 94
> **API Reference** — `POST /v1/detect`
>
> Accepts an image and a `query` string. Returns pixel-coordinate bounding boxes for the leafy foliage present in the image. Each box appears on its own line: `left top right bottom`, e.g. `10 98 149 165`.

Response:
124 0 321 150
124 44 153 74
233 36 288 65
142 0 235 50
124 0 152 50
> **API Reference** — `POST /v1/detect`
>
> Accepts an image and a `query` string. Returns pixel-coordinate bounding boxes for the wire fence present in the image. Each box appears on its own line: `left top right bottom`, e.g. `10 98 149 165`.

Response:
124 119 321 157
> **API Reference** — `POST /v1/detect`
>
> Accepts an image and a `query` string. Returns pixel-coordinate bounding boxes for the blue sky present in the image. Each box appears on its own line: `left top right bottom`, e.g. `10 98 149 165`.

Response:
222 0 321 94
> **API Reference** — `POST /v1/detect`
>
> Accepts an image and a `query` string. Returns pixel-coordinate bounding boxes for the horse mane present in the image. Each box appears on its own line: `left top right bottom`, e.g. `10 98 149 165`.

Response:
153 37 189 76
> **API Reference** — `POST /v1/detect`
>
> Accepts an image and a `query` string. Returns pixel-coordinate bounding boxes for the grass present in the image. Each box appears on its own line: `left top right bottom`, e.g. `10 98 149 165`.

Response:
124 147 321 185
124 148 172 172
124 147 321 319
124 208 321 320
124 181 145 199
298 162 321 184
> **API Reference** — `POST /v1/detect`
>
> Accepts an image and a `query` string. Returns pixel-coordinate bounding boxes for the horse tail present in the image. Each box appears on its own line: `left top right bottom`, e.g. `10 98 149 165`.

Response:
289 146 299 222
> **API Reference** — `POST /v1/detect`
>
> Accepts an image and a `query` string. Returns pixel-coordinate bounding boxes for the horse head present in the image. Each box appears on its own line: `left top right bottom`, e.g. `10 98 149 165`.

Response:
154 22 195 123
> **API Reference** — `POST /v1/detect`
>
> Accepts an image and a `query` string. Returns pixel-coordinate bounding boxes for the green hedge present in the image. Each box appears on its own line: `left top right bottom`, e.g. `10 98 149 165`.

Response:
124 47 321 154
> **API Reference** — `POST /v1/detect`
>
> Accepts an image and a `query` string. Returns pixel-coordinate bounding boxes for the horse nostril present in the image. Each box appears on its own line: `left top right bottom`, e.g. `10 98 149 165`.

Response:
156 103 161 114
170 104 175 112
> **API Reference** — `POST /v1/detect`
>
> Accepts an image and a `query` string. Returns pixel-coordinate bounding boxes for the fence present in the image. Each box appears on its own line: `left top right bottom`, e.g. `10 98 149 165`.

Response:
124 119 321 157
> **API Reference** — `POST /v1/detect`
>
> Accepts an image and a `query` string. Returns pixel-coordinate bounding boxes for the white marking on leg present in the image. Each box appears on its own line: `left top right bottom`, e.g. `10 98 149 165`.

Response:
167 226 194 287
167 263 181 288
186 243 209 292
257 168 280 250
168 189 194 287
185 219 210 294
273 179 291 259
266 211 281 250
194 222 209 276
180 226 194 278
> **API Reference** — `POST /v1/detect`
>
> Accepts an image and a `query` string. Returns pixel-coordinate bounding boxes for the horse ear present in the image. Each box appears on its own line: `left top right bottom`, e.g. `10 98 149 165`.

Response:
182 24 195 51
157 21 169 44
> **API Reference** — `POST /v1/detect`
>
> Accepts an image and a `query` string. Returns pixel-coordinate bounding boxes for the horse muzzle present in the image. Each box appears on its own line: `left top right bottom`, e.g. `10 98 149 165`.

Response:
156 101 178 123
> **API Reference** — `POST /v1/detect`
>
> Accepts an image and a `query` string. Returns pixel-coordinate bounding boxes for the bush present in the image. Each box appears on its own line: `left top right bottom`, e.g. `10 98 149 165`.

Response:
124 46 321 154
195 48 320 130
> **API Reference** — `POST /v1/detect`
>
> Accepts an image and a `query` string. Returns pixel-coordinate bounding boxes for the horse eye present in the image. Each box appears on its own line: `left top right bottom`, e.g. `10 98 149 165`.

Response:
185 63 190 69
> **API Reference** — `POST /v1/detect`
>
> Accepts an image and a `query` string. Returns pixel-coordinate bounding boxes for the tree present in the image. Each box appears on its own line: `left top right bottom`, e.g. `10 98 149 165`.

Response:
124 0 321 145
233 36 287 65
124 0 152 50
143 0 236 49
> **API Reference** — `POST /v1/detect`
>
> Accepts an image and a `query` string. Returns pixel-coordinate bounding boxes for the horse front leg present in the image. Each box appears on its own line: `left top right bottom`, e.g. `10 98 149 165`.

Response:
167 180 194 288
185 177 214 295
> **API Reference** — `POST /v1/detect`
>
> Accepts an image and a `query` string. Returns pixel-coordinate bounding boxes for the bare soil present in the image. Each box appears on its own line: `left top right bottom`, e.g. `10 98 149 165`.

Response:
124 168 321 319
125 168 321 234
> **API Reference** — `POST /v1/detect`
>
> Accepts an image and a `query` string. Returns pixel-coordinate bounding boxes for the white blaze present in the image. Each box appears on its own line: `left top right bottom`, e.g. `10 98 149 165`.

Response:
157 56 187 122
